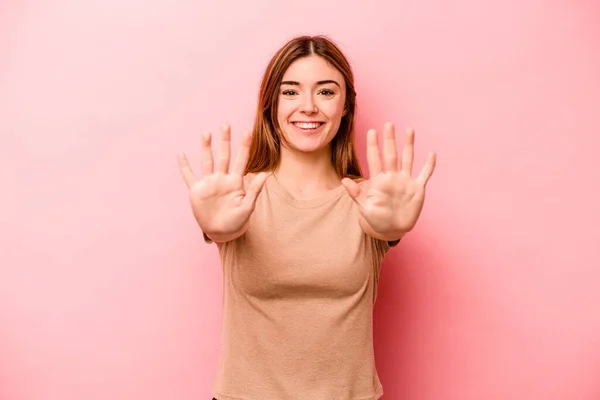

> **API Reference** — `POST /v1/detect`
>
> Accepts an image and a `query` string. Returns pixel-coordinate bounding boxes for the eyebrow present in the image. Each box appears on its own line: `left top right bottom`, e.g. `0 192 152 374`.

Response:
280 80 341 88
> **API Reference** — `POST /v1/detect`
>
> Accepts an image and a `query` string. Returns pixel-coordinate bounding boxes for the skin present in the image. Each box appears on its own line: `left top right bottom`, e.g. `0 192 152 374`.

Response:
277 55 346 156
177 55 436 243
274 55 347 198
341 124 436 241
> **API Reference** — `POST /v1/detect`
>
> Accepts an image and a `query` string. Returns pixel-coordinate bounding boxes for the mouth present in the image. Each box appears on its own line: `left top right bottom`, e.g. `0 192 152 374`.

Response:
291 121 325 133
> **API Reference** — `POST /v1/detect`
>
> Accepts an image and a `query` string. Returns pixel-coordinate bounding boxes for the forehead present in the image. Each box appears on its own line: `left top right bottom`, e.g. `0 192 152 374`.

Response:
282 55 345 86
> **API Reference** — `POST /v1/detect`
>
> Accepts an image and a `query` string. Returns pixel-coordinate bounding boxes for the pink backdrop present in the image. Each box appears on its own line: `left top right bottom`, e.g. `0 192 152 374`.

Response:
1 1 599 399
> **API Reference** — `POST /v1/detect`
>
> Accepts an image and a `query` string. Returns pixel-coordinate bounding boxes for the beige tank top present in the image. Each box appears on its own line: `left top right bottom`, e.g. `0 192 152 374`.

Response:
209 173 395 400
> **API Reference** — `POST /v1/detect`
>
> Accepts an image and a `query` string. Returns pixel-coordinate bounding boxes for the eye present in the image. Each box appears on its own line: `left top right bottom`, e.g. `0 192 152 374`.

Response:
318 89 335 96
281 89 298 97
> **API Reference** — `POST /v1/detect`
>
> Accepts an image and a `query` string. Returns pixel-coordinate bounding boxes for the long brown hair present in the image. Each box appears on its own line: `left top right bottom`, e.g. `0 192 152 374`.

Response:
245 35 362 179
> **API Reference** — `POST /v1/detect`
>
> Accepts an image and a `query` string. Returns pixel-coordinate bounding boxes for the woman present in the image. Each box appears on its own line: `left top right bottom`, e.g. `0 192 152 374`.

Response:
178 35 436 400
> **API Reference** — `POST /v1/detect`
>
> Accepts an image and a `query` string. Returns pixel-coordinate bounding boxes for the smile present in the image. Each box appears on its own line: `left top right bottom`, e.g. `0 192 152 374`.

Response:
292 121 324 130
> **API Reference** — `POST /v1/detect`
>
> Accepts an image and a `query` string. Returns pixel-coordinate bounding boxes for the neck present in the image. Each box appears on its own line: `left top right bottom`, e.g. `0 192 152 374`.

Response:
274 145 341 197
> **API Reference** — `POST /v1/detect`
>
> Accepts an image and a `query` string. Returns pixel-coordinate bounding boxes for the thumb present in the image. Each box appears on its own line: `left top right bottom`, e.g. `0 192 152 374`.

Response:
341 177 362 202
342 178 368 215
241 172 268 210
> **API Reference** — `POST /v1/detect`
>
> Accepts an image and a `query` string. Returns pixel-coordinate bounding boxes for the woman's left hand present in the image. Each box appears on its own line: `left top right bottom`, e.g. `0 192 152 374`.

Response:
341 122 436 241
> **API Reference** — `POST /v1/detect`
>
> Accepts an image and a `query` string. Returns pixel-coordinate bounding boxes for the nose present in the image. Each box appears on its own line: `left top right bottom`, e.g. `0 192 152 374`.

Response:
300 94 318 114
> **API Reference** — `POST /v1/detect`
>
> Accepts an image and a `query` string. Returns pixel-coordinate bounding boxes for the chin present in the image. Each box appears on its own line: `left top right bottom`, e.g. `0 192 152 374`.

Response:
283 140 324 154
291 144 327 154
281 123 336 154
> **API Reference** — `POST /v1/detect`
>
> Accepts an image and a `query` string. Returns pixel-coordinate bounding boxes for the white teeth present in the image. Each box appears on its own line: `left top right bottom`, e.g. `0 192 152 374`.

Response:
294 122 321 129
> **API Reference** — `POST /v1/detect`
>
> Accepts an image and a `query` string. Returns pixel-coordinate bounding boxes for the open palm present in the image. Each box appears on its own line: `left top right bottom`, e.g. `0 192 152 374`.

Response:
342 122 436 241
177 124 267 241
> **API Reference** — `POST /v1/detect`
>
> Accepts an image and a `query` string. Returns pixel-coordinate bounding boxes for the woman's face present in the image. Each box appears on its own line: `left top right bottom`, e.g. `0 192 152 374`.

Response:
276 55 347 154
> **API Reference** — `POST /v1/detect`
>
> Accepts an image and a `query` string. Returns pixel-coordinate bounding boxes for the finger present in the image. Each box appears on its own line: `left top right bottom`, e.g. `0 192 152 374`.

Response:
401 128 415 175
417 152 437 185
217 124 231 174
241 172 268 210
201 131 214 175
232 130 252 176
341 177 361 198
341 178 367 210
366 129 382 176
177 152 196 188
383 122 399 172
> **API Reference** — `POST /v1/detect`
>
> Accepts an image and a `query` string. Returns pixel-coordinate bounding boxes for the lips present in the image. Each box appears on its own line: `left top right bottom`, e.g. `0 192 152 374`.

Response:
292 121 324 129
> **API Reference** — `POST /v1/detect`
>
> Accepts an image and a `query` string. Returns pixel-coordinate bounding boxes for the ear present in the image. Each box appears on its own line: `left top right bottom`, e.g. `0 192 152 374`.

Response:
342 105 349 116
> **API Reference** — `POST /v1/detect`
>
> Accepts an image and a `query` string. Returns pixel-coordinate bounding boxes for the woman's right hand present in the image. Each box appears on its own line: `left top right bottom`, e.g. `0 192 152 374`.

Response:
177 124 268 243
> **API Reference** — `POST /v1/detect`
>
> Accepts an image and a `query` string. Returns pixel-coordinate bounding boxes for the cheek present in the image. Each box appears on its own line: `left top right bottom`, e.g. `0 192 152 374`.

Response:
322 100 345 121
276 101 293 122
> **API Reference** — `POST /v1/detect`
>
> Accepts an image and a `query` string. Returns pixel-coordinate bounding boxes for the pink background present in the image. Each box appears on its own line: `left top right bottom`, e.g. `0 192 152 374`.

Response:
1 0 599 399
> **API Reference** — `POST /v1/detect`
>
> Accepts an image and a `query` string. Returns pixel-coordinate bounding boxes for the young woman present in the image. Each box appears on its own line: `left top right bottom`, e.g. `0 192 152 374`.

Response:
178 35 436 400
